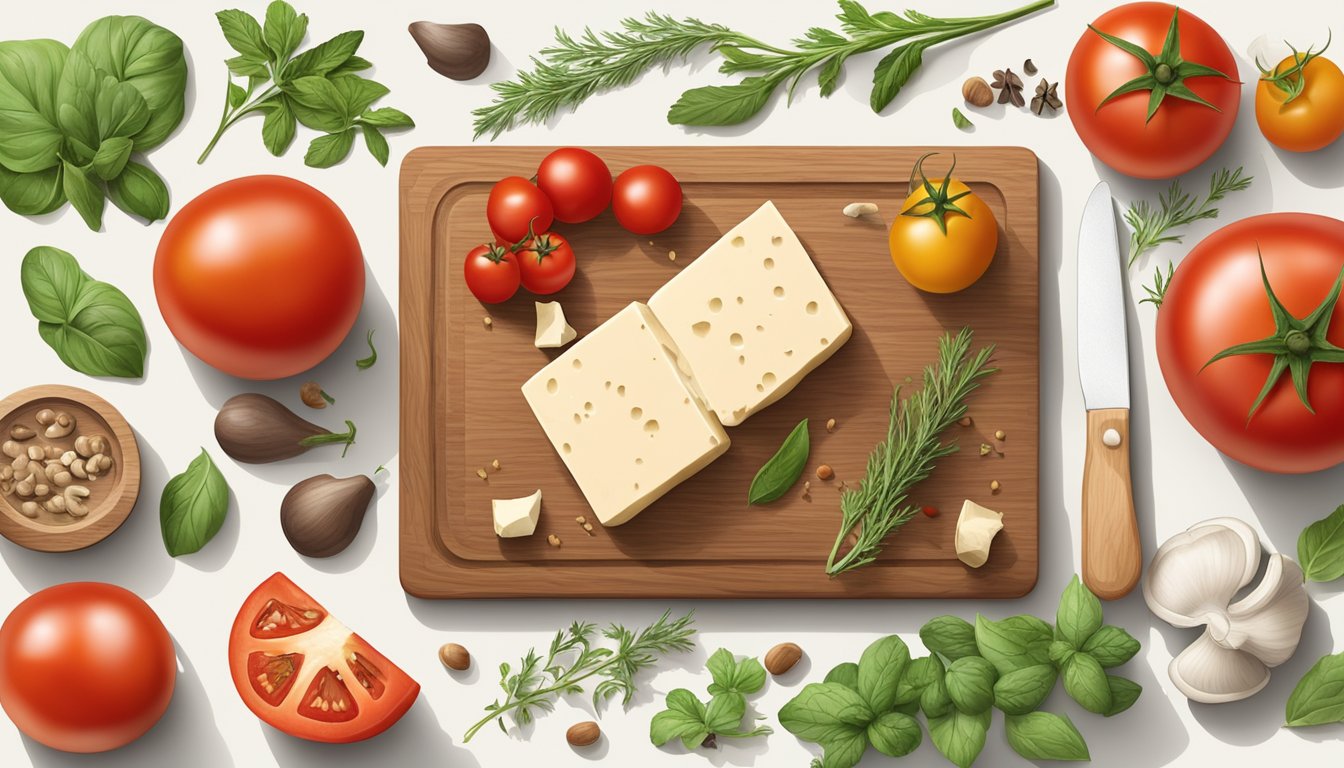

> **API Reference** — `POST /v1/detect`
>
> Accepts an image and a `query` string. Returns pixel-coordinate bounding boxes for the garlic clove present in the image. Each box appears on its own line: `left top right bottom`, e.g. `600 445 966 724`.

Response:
1169 630 1271 704
1223 554 1309 667
1143 517 1260 628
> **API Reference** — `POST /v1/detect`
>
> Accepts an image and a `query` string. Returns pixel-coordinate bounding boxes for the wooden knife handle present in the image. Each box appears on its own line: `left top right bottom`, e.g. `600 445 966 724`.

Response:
1082 408 1141 600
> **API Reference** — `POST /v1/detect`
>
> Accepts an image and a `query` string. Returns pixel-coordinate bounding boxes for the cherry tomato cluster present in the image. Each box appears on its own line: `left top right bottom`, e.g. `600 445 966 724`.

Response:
464 148 683 304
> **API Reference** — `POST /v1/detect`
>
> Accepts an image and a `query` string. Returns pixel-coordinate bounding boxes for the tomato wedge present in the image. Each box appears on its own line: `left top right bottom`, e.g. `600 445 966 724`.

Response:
228 573 419 743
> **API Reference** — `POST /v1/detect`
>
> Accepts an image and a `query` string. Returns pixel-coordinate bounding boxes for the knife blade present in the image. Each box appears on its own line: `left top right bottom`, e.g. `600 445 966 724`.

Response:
1077 181 1140 601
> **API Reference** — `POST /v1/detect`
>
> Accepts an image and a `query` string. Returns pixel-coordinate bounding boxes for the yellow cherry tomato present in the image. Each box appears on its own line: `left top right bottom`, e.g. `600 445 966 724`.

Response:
888 169 998 294
1256 49 1344 152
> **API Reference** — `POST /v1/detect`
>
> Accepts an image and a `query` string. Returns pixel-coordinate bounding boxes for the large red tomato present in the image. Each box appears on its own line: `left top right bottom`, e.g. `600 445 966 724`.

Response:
1066 3 1240 179
155 176 365 380
0 583 175 753
1157 213 1344 473
229 573 418 743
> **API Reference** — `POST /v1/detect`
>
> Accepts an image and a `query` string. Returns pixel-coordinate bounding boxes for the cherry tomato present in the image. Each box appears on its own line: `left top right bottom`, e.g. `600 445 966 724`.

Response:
536 148 612 224
0 583 175 753
487 176 553 245
154 175 364 380
1256 50 1344 152
229 573 419 743
888 156 998 294
463 242 521 304
1066 3 1240 179
612 165 682 235
1157 213 1344 473
516 232 576 295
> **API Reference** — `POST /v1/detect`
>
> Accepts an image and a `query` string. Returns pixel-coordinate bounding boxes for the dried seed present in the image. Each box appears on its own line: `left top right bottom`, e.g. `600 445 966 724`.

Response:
547 534 561 547
483 316 493 329
980 443 993 456
826 418 836 433
491 459 501 471
764 642 804 675
668 250 677 261
842 202 879 217
438 642 471 671
575 515 586 524
567 721 601 747
995 429 1007 441
1031 79 1062 115
582 523 593 532
957 416 973 427
961 76 993 107
475 468 488 480
990 480 1001 493
1023 58 1038 76
816 464 834 481
992 68 1026 107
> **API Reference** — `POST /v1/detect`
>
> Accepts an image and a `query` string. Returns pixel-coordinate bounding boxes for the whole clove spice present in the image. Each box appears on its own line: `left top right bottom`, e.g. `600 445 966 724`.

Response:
992 68 1025 107
1031 79 1062 115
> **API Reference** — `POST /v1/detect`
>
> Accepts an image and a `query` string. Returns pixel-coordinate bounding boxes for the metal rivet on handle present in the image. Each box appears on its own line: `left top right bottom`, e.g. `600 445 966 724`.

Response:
1102 428 1122 448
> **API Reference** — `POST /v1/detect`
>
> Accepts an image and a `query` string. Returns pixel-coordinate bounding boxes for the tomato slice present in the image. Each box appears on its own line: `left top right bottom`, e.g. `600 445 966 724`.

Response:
228 573 419 743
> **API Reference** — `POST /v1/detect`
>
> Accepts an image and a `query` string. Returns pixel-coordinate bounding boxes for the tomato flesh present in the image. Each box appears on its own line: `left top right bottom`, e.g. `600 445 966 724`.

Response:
229 573 418 743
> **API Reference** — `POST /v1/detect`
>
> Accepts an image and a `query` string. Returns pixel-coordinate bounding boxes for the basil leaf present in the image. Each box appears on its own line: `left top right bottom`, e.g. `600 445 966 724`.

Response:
920 615 979 661
952 107 973 129
304 128 354 168
0 163 65 216
0 38 67 172
706 649 766 697
703 691 745 733
20 246 147 378
870 39 931 113
329 54 373 76
359 106 415 128
1286 652 1344 727
975 614 1053 675
1061 652 1112 714
330 74 388 117
1081 625 1140 668
945 656 997 715
748 418 809 504
107 161 168 222
927 708 990 768
993 664 1057 715
262 97 298 156
284 30 363 79
91 137 134 181
1299 504 1344 583
650 688 709 748
894 655 944 706
818 730 868 768
1056 575 1103 649
362 124 388 166
95 76 150 141
216 9 270 63
227 81 247 109
668 76 778 127
1005 711 1090 761
1104 675 1141 717
263 0 308 64
824 662 859 691
56 49 100 151
856 635 909 714
226 54 270 78
286 75 349 132
920 672 951 718
160 449 231 557
779 682 874 744
867 711 920 757
72 15 187 151
62 160 105 231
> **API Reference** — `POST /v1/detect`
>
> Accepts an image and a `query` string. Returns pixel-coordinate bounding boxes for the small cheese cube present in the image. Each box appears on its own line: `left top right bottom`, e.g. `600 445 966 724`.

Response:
955 500 1004 568
648 201 852 426
521 302 730 526
534 301 577 348
493 490 542 538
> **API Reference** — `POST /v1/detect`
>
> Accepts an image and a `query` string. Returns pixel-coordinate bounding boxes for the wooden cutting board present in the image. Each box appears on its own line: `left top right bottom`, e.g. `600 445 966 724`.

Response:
400 146 1038 599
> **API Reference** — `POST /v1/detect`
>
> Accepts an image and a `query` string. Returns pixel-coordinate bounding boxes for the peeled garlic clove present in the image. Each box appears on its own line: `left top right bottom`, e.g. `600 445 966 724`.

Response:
1168 630 1270 704
1223 554 1309 667
1143 517 1260 628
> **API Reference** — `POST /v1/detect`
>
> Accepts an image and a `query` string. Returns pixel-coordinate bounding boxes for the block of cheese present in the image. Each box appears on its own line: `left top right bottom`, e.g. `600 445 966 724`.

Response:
648 201 852 426
521 302 730 526
493 490 542 538
534 301 577 348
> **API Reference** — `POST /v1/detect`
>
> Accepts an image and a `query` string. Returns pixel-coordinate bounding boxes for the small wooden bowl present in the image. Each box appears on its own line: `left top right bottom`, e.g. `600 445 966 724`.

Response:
0 385 140 552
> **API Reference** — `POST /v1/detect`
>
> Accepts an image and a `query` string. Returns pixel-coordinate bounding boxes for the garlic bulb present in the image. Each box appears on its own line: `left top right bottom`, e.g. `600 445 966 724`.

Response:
1144 517 1309 704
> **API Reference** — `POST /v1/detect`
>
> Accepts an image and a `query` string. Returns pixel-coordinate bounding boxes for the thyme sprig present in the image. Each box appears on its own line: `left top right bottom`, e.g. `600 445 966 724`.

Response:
1124 166 1252 266
1139 262 1175 308
463 611 696 742
826 329 997 576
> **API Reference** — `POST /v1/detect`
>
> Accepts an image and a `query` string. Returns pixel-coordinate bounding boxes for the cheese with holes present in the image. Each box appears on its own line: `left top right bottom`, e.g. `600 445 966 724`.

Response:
648 201 852 426
521 302 730 526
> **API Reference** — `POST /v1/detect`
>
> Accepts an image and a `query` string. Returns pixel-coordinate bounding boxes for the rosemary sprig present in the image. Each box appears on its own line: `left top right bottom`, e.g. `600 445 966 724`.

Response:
1139 262 1175 308
463 611 696 742
472 0 1054 138
1256 33 1331 106
1124 166 1252 266
826 329 997 576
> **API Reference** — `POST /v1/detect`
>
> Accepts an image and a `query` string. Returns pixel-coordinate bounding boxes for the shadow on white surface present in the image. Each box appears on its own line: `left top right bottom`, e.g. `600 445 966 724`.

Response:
259 696 475 767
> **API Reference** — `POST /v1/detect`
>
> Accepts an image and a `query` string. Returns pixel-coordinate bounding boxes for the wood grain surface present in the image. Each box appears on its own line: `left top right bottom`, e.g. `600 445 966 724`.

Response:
1082 407 1140 600
400 147 1039 598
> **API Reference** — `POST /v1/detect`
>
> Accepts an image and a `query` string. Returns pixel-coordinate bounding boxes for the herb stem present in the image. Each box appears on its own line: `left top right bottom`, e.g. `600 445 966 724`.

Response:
463 653 616 743
198 81 281 164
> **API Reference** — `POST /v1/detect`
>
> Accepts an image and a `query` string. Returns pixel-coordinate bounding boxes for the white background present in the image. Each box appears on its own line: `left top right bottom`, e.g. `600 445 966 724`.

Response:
2 0 1342 766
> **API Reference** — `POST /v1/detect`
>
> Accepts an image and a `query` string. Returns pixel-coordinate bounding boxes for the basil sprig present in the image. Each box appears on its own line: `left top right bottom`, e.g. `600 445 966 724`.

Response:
649 649 772 750
20 246 148 378
199 1 413 167
0 16 185 229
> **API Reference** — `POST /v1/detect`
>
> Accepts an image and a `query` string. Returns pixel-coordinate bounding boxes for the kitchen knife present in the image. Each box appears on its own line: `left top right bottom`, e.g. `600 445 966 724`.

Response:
1077 181 1140 601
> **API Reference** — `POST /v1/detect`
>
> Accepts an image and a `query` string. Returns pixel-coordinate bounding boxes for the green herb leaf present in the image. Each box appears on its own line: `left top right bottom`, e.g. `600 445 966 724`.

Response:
867 711 921 757
0 165 65 216
748 418 809 504
668 75 779 127
870 39 929 113
945 656 997 715
263 0 308 64
975 614 1056 675
20 246 148 378
856 635 909 713
817 730 869 768
1056 575 1103 649
73 15 187 151
1048 639 1076 667
703 691 746 733
1104 675 1141 717
952 106 973 129
1061 651 1112 714
779 682 872 752
227 81 247 109
706 649 767 696
920 672 952 718
927 708 990 768
1081 625 1140 668
0 39 68 172
824 662 860 690
91 137 134 181
1125 166 1251 266
1286 652 1344 727
61 160 104 230
304 128 354 168
106 161 169 222
262 97 298 155
217 9 271 63
330 75 388 117
992 664 1057 715
285 75 350 131
226 54 269 78
894 655 944 706
362 124 388 166
1298 504 1344 583
356 329 377 369
359 106 416 127
55 50 100 151
1005 711 1090 761
920 615 980 661
94 78 151 142
285 29 363 79
160 449 231 557
650 688 710 748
